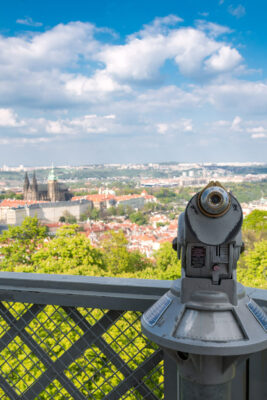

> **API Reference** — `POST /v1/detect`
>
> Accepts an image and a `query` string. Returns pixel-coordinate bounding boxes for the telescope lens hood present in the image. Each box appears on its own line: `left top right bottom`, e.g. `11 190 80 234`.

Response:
198 185 230 217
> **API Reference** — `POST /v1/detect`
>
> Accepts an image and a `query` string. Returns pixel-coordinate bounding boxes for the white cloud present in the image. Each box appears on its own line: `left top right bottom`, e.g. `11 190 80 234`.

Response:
0 111 119 138
170 28 221 76
104 114 116 119
246 125 267 139
205 46 242 72
44 114 119 135
65 71 131 98
98 22 242 81
251 133 267 139
0 22 98 70
212 120 229 127
198 80 267 113
98 35 169 80
137 85 202 110
0 137 50 145
156 123 168 134
0 17 245 111
16 17 43 27
183 120 193 131
0 22 103 108
0 16 266 163
46 120 74 135
246 126 266 133
208 117 267 143
136 15 183 37
228 5 246 18
156 119 193 135
0 108 25 127
231 115 242 131
196 20 232 37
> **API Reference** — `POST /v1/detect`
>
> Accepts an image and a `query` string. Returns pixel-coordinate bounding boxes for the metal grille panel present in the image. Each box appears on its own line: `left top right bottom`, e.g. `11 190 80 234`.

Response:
0 301 164 399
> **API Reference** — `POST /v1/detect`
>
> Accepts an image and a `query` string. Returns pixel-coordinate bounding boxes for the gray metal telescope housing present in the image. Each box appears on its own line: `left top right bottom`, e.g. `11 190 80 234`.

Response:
141 181 267 399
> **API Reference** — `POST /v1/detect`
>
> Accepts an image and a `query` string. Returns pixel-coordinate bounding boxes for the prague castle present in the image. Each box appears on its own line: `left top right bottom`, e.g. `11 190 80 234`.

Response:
23 168 72 202
0 168 91 225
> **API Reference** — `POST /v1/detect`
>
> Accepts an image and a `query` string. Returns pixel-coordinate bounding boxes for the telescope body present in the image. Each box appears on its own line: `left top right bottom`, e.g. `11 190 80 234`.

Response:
141 182 267 390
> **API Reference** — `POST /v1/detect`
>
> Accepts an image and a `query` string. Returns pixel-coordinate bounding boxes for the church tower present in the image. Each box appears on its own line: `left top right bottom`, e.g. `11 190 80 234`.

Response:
31 171 38 201
23 172 30 200
47 166 58 202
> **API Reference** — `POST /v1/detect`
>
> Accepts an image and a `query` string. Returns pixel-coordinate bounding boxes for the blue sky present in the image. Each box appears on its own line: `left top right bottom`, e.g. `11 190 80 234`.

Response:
0 0 266 165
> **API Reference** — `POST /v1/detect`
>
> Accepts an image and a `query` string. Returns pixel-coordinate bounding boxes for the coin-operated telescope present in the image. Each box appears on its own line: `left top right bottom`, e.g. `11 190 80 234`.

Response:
141 182 267 399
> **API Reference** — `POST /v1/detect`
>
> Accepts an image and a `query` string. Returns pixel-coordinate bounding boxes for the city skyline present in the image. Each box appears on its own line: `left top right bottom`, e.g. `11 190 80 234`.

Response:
0 0 267 164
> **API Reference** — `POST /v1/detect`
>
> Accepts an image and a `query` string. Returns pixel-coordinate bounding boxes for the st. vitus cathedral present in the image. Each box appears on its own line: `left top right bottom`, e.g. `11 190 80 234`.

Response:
23 168 72 202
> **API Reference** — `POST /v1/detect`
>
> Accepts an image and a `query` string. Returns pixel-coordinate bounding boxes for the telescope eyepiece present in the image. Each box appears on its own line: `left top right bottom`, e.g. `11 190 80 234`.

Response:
210 193 221 205
198 185 230 217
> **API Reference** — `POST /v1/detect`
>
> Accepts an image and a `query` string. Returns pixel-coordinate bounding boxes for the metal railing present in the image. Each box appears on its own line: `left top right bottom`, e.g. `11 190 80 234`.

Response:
0 272 265 399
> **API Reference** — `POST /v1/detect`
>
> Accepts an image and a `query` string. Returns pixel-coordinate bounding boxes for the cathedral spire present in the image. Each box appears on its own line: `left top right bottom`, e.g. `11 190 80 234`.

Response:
23 172 29 191
32 171 38 187
47 164 58 202
48 164 58 181
31 171 38 201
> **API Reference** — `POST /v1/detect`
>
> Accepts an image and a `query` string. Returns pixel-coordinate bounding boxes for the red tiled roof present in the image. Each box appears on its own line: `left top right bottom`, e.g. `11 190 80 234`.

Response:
71 194 114 202
44 222 64 228
72 193 155 204
0 199 48 208
168 221 178 229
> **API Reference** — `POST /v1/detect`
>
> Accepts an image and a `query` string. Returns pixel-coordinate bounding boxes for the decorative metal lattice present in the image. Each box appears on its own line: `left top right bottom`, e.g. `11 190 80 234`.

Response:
0 301 164 399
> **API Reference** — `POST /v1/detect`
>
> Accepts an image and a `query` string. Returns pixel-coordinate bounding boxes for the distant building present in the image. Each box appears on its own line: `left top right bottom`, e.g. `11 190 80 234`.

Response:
71 194 116 210
1 199 92 225
23 167 72 202
71 192 156 210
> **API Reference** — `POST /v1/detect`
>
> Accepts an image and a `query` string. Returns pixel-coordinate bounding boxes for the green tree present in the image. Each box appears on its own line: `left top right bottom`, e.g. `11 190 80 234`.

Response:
56 224 80 236
241 210 267 253
237 239 267 289
80 207 100 221
121 241 182 281
129 211 148 225
117 204 127 216
30 224 105 275
100 230 151 274
106 205 134 217
106 206 117 216
228 182 267 203
0 191 23 200
90 208 100 220
143 202 166 212
0 216 48 269
168 212 177 220
243 210 267 232
154 242 181 275
154 188 177 203
61 211 77 224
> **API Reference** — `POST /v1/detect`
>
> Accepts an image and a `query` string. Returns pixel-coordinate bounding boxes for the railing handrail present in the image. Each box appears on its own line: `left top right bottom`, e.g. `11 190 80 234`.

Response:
0 271 172 311
0 271 266 310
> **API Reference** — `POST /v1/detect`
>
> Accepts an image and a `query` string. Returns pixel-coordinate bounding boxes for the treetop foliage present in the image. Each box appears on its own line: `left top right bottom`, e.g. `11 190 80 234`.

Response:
0 216 48 268
31 230 106 275
237 239 267 289
0 216 266 288
129 211 148 225
0 216 48 242
242 210 267 232
100 230 151 274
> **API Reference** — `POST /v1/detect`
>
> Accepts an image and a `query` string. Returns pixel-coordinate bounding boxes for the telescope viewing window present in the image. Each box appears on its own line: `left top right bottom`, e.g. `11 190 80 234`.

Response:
191 246 206 268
